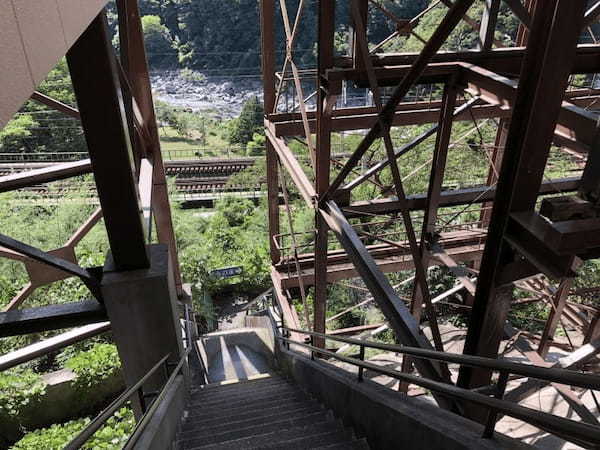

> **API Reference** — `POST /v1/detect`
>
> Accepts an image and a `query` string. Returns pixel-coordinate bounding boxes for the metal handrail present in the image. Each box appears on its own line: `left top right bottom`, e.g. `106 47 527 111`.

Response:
64 348 190 450
65 353 170 450
124 347 192 449
282 327 600 391
277 327 600 447
184 303 209 384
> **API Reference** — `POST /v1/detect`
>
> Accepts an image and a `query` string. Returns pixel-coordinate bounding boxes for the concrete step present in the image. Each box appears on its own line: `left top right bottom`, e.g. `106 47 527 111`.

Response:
192 377 291 397
189 385 302 407
314 438 371 449
193 375 285 394
185 421 351 450
188 391 308 416
182 404 325 434
245 430 358 450
186 396 318 421
189 388 303 409
178 411 333 447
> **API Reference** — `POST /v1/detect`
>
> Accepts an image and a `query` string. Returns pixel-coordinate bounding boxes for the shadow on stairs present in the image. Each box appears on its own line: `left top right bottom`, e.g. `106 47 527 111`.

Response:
174 373 370 449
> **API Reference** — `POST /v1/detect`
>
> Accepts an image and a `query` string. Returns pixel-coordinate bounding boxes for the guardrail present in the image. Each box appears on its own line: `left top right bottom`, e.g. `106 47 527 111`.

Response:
276 326 600 448
183 303 209 384
65 348 191 450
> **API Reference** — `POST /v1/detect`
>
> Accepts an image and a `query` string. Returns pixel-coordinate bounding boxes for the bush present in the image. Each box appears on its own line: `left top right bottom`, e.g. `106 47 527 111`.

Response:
11 407 134 450
0 369 46 421
65 343 121 391
229 97 264 146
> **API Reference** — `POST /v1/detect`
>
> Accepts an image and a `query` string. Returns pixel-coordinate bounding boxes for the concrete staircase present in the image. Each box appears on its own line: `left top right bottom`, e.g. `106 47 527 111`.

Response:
175 373 370 449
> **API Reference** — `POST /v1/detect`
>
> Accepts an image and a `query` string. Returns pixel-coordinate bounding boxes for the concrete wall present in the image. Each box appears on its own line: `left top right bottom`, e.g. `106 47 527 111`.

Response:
134 375 187 450
0 0 108 128
201 327 276 373
276 345 531 450
0 368 124 445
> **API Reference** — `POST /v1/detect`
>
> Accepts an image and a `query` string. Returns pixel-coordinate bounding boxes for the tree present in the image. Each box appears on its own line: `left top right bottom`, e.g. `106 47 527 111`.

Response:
229 97 264 147
141 15 178 68
0 115 37 153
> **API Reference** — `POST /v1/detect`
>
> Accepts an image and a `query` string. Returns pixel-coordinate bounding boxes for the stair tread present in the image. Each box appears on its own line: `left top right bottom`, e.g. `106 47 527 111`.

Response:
189 387 301 408
191 380 295 401
186 396 316 420
196 375 285 393
183 403 324 429
314 438 371 449
183 424 352 450
182 404 325 434
178 412 334 447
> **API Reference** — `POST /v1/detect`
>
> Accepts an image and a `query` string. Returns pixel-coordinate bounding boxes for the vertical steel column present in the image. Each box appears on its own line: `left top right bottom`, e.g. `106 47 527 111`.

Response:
116 0 183 296
261 0 281 265
409 80 459 322
480 119 509 228
538 279 573 357
314 0 336 349
479 0 500 51
459 0 586 391
67 12 149 271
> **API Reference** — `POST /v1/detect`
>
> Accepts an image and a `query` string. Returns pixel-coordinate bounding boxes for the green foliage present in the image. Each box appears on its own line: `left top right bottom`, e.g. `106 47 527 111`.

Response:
65 344 121 391
1 59 85 156
180 68 206 83
229 97 264 146
175 197 271 297
141 15 178 68
0 370 46 420
246 133 265 156
0 115 38 152
11 407 134 450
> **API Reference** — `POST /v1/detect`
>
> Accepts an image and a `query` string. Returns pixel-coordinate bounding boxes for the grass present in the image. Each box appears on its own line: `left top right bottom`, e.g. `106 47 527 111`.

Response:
158 126 246 159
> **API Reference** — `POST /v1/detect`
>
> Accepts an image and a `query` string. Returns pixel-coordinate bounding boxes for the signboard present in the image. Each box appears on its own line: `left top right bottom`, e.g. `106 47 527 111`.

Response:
210 266 243 279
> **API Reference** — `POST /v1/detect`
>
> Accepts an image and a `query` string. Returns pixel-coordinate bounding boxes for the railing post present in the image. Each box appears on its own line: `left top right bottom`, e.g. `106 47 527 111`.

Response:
358 344 365 382
482 370 509 438
137 388 147 413
310 336 315 360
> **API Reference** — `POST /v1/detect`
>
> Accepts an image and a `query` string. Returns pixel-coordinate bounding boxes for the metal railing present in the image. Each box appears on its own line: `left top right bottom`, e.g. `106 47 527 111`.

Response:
276 326 600 448
65 304 207 449
183 303 209 384
65 348 191 450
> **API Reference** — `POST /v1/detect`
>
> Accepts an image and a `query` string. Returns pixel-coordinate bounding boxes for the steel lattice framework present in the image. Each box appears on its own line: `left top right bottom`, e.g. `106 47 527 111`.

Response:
262 0 600 423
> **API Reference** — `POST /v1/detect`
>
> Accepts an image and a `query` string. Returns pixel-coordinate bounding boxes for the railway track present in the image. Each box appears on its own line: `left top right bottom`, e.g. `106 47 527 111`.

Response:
0 158 262 198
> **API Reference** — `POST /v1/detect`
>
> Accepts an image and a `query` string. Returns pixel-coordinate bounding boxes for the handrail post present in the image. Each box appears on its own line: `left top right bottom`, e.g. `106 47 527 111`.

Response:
137 388 147 413
482 370 509 438
358 344 365 382
310 336 315 360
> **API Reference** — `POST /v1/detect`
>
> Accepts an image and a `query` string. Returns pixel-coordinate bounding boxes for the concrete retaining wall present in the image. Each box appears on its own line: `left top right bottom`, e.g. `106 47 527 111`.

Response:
0 368 124 445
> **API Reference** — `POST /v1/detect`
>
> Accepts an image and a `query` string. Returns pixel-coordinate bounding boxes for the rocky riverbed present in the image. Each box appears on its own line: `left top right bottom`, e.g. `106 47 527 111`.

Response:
150 70 263 119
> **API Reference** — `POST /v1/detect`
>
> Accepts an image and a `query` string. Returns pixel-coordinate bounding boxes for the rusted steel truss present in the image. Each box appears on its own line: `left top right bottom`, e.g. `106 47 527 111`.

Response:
261 0 600 418
0 3 185 337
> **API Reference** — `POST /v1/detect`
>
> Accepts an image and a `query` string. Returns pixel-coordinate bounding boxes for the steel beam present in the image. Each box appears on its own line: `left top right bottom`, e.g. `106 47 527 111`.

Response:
325 0 476 198
479 0 501 51
0 300 107 337
344 96 479 191
261 0 281 264
116 0 183 293
321 201 457 411
0 160 92 193
67 12 149 271
313 0 336 349
458 0 587 391
30 91 80 119
410 81 458 321
344 177 580 218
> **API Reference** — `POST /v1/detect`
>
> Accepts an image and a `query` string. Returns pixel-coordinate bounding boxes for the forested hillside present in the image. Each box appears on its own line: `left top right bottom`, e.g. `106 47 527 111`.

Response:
107 0 431 71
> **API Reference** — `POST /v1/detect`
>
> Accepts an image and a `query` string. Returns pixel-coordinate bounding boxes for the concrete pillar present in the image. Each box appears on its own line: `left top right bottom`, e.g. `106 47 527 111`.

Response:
101 244 185 417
